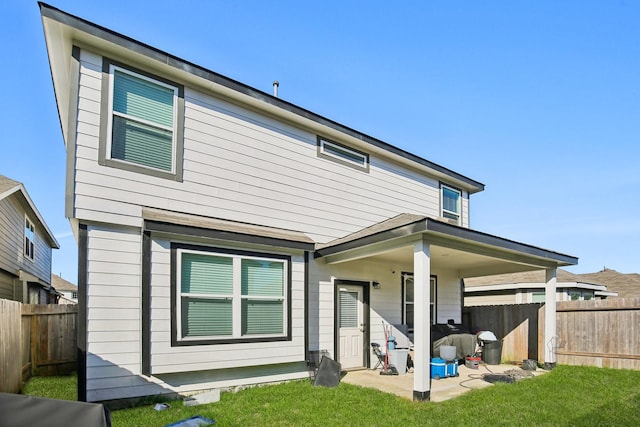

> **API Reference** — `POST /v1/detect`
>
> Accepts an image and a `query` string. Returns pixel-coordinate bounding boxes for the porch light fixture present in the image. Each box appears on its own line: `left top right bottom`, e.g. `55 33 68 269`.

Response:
372 281 381 289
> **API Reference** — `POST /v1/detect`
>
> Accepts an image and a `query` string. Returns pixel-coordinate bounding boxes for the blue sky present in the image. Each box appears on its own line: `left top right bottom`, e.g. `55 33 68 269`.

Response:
2 1 639 283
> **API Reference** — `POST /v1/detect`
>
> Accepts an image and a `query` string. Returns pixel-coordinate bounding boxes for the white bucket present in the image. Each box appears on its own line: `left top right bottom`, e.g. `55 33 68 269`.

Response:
439 345 456 361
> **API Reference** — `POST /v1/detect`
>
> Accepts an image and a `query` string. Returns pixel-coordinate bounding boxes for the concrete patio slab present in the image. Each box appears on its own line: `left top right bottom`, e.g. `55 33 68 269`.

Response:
341 363 549 402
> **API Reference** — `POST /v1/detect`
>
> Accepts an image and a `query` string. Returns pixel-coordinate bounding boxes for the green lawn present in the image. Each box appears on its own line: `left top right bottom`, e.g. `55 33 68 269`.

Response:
24 365 640 426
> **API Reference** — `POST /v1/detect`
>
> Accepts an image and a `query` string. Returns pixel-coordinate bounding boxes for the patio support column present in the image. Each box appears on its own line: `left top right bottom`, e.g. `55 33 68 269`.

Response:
544 268 557 369
413 238 431 401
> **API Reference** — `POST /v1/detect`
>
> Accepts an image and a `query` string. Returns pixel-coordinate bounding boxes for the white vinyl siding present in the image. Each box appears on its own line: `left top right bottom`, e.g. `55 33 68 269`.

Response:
107 66 177 173
84 224 143 402
74 49 470 246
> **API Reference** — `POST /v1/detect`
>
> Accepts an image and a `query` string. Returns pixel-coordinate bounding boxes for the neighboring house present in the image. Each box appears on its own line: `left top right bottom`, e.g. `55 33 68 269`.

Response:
464 269 617 306
0 175 60 304
40 3 578 403
575 268 640 299
52 273 78 304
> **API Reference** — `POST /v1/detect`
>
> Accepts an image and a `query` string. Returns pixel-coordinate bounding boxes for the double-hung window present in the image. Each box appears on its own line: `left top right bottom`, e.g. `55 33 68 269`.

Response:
176 245 289 343
402 273 436 332
441 184 462 223
24 217 35 261
100 60 184 180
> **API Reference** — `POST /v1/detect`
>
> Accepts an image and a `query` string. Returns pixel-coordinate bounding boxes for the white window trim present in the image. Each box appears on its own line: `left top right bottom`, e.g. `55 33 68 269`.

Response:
24 215 35 262
318 137 369 170
441 184 462 224
106 64 179 174
176 248 288 342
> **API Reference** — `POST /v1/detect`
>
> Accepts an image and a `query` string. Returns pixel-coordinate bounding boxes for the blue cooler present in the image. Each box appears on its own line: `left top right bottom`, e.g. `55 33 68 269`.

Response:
445 359 459 377
430 357 459 380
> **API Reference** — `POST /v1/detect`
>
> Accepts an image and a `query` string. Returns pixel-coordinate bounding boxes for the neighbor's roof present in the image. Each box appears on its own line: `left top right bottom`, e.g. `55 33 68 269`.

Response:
39 2 484 195
465 269 582 287
575 269 640 299
51 274 77 291
464 268 619 296
0 174 60 248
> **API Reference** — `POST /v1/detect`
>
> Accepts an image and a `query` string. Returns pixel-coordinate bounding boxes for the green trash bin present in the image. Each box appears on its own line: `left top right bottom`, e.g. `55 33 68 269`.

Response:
482 340 502 365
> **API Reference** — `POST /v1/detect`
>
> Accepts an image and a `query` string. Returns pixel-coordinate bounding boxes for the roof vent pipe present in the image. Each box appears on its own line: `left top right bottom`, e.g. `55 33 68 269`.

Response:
273 80 279 97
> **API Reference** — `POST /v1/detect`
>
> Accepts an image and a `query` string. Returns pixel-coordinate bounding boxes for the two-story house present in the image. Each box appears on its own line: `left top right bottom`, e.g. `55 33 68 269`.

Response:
0 175 60 303
52 273 79 304
40 3 577 403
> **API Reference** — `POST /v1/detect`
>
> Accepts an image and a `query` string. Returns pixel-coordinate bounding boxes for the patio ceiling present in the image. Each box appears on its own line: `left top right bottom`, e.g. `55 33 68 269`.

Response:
314 214 577 278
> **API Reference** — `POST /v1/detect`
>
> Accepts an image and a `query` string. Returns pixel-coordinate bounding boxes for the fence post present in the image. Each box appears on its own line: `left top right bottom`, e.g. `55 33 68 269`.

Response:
0 299 23 393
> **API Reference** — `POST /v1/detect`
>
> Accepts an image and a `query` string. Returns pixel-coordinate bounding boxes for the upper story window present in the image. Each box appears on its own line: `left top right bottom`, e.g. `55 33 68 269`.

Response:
317 137 369 171
174 244 289 344
441 184 462 224
24 216 35 261
100 59 184 181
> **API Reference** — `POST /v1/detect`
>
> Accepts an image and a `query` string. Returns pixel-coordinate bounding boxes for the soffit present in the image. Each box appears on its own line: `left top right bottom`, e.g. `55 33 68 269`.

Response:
316 216 578 278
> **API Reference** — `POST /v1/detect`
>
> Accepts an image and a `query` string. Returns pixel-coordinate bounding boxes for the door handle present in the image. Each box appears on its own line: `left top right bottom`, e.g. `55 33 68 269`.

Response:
359 323 365 332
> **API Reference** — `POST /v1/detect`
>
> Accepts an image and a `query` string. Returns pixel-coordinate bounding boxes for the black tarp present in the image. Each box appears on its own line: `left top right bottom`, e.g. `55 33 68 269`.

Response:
0 393 111 427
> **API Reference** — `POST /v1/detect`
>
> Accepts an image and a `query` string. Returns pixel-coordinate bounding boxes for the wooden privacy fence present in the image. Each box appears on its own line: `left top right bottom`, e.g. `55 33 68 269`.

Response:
554 297 640 369
0 300 77 393
465 298 640 369
0 299 22 394
463 303 543 362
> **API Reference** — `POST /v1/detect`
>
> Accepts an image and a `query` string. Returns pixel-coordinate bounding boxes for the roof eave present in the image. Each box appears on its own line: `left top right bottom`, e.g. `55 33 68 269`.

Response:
1 183 60 249
424 219 578 267
315 217 578 269
38 2 484 194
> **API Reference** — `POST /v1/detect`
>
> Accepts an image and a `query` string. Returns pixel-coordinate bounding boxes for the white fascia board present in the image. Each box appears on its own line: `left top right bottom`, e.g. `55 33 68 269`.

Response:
595 291 618 297
466 281 574 293
465 281 608 293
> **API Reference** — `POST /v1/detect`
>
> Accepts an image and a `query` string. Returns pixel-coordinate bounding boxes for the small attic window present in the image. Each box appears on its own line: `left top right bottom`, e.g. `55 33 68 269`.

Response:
317 137 369 171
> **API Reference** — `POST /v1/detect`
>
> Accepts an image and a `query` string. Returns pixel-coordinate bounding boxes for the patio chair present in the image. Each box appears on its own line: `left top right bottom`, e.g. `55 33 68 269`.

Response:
371 342 386 370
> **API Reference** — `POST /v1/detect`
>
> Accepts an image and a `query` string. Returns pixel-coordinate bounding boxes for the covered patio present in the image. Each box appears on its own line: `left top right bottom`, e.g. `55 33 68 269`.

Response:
316 214 577 401
341 363 548 402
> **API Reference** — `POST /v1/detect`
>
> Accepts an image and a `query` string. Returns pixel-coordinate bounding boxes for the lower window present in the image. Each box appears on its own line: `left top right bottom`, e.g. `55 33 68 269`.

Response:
174 244 289 343
402 273 437 332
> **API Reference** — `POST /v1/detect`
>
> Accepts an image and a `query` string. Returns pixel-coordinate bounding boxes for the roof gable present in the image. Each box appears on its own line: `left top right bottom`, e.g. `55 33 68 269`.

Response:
51 274 77 291
39 2 484 194
0 174 60 249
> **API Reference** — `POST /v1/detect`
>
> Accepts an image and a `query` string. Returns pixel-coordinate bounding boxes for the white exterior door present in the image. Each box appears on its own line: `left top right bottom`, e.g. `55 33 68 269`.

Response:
338 285 364 369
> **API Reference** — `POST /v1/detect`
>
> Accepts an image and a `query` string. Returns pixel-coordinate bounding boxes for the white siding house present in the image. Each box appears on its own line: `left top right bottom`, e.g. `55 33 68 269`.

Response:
52 274 78 304
41 3 578 403
464 269 617 306
0 175 59 303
